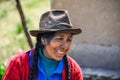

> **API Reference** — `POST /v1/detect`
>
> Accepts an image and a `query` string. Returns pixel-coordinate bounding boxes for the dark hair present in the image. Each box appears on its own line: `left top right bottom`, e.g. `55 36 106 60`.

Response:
28 32 71 80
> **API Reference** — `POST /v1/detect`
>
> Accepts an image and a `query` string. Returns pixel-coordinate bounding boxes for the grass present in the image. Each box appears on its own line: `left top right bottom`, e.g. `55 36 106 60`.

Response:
0 62 5 79
0 0 50 62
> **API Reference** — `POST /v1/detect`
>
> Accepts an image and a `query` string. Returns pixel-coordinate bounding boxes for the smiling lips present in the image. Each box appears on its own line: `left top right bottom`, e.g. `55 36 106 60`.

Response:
56 50 65 57
58 50 64 54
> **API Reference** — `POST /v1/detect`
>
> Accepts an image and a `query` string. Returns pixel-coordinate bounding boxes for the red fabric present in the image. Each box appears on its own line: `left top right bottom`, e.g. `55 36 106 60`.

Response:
2 50 83 80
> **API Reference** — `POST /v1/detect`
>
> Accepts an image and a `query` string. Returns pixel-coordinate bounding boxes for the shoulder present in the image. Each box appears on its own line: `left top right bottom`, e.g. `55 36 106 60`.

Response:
2 49 31 80
67 55 83 80
6 49 31 67
67 55 80 69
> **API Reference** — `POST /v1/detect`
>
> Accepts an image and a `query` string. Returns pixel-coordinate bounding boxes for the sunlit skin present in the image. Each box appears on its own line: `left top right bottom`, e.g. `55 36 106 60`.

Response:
42 31 73 61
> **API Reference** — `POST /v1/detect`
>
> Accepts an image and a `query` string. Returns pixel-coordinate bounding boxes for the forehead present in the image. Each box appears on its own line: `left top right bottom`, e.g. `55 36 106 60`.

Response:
55 31 73 37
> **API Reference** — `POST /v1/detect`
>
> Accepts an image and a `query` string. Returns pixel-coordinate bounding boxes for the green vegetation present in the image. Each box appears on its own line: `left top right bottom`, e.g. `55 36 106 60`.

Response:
0 0 50 61
0 0 50 78
0 8 8 18
0 62 5 80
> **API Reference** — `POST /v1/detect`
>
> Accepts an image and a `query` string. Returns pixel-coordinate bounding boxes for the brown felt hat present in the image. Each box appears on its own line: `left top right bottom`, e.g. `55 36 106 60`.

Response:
29 9 82 37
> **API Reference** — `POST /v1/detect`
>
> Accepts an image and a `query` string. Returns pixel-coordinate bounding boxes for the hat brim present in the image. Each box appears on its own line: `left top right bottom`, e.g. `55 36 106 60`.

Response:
29 28 82 37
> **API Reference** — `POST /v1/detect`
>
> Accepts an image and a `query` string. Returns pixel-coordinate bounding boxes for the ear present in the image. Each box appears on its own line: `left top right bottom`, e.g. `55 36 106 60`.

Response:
41 37 47 45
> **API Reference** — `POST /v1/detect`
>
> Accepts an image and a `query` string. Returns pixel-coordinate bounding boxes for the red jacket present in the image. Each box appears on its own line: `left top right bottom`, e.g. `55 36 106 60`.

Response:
2 50 83 80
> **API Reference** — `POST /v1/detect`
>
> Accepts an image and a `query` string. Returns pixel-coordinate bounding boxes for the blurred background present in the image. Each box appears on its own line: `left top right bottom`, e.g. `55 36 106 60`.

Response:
0 0 50 62
0 0 50 79
0 0 120 80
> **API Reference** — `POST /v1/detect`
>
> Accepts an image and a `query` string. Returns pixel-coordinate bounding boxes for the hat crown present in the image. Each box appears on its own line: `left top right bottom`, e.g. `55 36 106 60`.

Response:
39 10 72 30
29 9 82 37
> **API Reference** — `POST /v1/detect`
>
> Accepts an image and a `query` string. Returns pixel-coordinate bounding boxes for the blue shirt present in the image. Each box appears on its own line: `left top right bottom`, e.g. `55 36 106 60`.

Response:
28 49 64 80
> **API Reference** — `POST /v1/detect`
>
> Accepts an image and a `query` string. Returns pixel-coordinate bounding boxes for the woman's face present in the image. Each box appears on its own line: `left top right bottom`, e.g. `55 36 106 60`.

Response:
42 31 73 61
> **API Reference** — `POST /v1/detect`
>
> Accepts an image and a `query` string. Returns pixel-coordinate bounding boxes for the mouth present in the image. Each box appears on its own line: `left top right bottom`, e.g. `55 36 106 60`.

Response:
56 49 65 57
58 50 64 54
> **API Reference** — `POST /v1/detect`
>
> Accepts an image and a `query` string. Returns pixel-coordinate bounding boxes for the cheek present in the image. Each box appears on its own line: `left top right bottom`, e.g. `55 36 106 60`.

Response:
51 41 61 47
66 43 72 51
46 42 59 52
48 41 72 53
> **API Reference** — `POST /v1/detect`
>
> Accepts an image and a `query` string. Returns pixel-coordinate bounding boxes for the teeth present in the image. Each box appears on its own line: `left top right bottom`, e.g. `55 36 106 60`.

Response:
58 50 64 54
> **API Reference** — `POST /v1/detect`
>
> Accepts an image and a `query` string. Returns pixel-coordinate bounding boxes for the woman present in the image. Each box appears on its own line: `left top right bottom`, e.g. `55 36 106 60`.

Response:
2 9 83 80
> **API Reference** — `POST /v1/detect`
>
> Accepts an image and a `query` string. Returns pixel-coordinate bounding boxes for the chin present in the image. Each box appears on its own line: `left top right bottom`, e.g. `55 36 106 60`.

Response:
54 57 63 61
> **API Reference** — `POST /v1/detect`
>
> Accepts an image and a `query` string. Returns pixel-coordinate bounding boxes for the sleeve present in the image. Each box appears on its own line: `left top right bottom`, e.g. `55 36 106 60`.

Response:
2 50 30 80
2 56 21 80
74 64 83 80
68 56 83 80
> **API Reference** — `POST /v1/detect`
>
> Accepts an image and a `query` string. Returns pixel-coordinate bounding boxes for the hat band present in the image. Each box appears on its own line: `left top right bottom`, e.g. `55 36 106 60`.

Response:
41 22 72 30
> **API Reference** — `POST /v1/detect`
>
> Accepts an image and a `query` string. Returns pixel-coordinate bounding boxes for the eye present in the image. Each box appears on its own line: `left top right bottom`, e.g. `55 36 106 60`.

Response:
57 37 63 41
67 38 72 42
